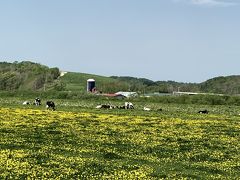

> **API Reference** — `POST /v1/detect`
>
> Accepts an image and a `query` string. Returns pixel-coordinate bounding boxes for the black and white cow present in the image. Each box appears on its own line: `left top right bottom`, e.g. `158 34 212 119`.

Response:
34 98 41 106
125 102 134 109
96 104 115 109
96 102 134 110
46 101 55 111
198 110 208 114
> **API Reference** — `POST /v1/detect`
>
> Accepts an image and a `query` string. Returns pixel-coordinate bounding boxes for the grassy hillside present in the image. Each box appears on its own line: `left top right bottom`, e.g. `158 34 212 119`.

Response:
1 61 240 95
60 72 127 93
0 61 60 91
200 75 240 94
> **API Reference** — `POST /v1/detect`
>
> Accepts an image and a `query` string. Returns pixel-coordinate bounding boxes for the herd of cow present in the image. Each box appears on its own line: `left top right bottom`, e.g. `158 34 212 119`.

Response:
95 102 209 114
95 102 208 114
22 98 209 114
96 102 135 110
22 98 55 111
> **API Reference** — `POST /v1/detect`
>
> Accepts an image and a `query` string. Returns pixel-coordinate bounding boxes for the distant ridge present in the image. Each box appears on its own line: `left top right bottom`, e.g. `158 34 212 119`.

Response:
0 61 240 95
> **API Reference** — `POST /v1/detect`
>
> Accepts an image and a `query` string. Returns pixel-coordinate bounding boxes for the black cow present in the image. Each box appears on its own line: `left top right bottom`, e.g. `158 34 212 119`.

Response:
198 110 208 114
46 101 55 111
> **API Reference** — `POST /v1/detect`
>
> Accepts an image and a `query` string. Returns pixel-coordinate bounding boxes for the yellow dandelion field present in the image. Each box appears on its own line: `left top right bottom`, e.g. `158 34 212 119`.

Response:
0 107 240 179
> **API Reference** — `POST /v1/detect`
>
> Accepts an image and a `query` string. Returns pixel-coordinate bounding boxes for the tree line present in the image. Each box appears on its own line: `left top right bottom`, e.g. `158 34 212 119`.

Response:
110 75 240 95
0 61 60 91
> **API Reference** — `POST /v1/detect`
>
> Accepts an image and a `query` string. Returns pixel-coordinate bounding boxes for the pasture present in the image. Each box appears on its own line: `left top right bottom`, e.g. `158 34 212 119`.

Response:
0 97 240 179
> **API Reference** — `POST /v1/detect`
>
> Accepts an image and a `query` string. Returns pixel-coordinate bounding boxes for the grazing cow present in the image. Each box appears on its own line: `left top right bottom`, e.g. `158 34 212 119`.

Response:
96 103 134 110
96 104 115 109
125 102 134 109
22 101 30 105
46 101 55 111
34 98 41 106
198 110 208 114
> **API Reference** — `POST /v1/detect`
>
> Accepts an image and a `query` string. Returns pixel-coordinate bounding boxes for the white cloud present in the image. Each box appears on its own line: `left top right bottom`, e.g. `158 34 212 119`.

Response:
174 0 238 7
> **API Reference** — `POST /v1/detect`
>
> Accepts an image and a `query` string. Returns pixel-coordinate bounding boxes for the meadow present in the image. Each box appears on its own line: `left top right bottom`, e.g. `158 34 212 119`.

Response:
0 97 240 179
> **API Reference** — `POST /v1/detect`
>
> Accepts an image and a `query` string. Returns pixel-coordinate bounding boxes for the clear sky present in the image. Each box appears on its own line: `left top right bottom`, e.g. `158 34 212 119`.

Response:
0 0 239 83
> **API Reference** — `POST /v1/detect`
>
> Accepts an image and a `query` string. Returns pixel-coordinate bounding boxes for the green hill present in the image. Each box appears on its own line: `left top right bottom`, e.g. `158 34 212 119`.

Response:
200 75 240 94
1 61 240 95
60 72 128 93
0 61 60 91
0 61 130 93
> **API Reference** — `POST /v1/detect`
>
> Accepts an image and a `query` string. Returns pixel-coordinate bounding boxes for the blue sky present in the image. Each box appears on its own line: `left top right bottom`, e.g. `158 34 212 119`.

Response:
0 0 239 83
